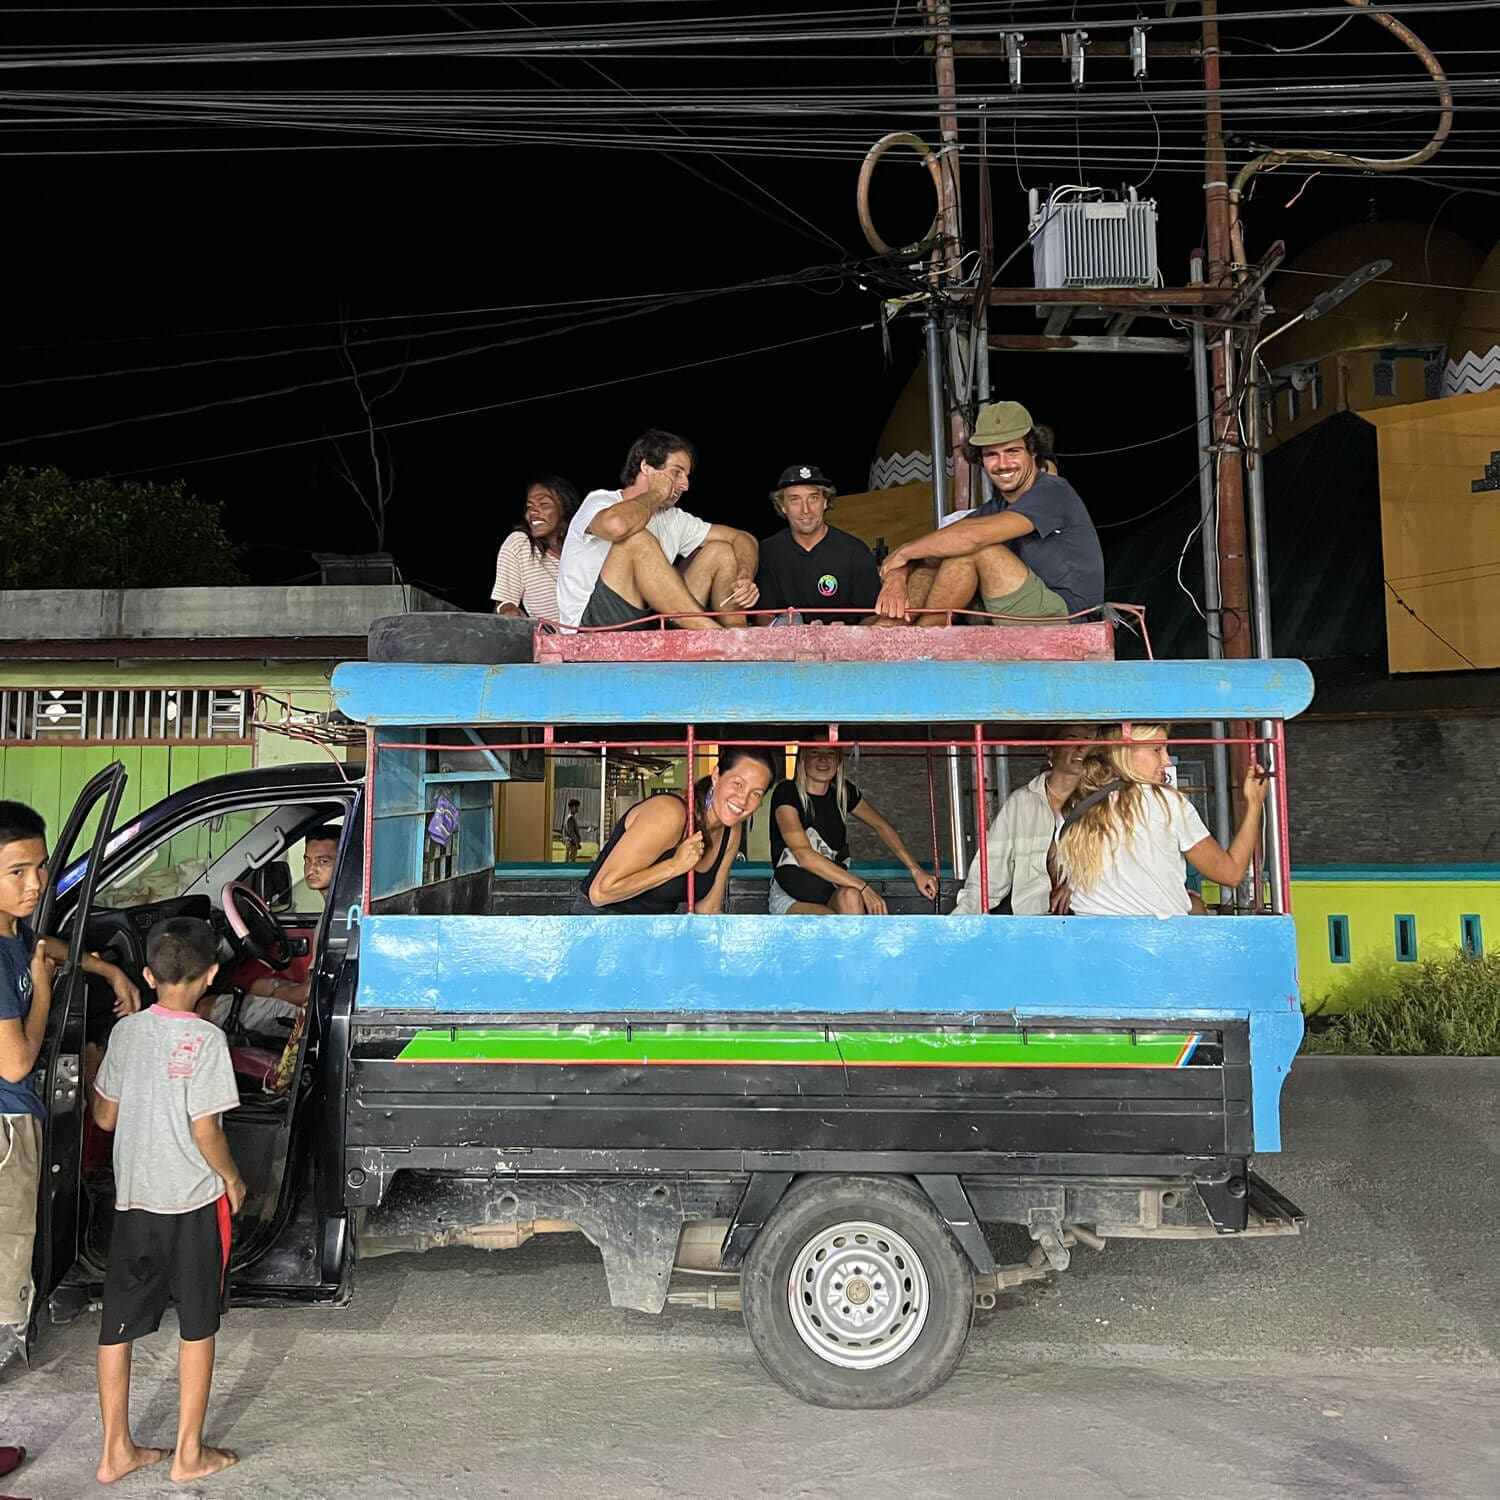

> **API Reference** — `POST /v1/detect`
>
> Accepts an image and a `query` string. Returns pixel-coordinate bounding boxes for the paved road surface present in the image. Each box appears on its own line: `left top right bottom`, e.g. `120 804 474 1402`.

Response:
6 1058 1498 1499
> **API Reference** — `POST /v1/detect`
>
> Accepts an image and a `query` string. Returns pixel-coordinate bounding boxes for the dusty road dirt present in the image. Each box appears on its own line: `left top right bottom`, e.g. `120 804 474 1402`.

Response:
5 1058 1498 1498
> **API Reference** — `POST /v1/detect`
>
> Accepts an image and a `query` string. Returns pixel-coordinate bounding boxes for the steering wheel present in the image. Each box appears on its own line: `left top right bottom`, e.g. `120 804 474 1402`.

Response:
221 881 294 970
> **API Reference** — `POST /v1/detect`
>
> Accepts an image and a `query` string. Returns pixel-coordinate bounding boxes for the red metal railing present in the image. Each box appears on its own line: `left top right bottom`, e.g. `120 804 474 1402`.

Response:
362 725 1288 919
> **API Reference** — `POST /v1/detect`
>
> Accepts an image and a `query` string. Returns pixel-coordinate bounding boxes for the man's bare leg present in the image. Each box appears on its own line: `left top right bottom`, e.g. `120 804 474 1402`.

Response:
912 556 983 627
97 1342 169 1485
680 540 747 626
971 544 1032 618
597 531 720 630
170 1336 237 1483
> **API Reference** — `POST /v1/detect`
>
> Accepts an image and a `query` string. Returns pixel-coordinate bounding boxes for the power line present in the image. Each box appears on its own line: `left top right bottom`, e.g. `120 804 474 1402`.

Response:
109 321 872 477
0 264 868 444
7 278 787 354
1384 579 1480 670
425 0 846 255
4 3 1495 73
1095 459 1213 531
1 251 868 389
1059 417 1201 460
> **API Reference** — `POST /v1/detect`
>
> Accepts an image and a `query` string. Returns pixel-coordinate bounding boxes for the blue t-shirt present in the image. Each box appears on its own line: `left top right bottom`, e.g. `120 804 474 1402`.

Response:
978 471 1104 615
0 920 43 1119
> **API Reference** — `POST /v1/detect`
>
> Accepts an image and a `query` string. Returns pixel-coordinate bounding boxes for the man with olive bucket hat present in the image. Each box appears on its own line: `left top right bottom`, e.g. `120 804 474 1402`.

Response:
874 401 1104 626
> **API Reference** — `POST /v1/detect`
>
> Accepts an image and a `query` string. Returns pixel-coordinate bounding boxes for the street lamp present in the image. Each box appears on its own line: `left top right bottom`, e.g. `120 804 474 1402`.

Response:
1244 258 1389 916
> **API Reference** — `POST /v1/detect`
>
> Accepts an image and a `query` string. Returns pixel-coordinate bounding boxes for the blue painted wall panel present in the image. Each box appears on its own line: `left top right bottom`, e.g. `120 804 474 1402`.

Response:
333 658 1316 727
356 912 1302 1150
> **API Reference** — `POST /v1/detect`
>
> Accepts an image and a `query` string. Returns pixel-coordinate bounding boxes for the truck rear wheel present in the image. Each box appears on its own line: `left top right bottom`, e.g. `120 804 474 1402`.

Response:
740 1175 974 1409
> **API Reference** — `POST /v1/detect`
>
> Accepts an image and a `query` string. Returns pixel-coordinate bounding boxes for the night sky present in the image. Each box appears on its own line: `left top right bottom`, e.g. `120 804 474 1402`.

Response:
5 1 1496 609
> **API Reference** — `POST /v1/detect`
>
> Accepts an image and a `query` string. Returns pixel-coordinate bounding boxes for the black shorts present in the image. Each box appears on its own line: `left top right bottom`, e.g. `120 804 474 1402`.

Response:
84 973 118 1048
774 864 836 907
99 1199 232 1345
579 579 655 632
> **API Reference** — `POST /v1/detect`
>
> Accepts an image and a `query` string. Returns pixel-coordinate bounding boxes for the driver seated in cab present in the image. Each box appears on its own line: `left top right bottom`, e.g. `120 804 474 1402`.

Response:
201 826 338 1035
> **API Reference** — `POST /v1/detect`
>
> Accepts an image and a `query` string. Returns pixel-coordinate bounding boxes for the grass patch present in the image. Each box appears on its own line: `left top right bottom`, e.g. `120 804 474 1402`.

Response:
1302 951 1500 1056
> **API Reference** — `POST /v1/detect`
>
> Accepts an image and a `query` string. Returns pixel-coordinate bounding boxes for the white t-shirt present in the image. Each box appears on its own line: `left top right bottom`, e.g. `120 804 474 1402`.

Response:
1063 787 1211 918
491 530 561 620
554 489 712 627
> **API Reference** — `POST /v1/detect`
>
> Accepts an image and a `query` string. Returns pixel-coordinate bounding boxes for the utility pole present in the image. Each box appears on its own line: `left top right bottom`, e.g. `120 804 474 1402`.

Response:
924 0 969 876
1202 0 1256 906
1201 0 1251 673
925 0 971 512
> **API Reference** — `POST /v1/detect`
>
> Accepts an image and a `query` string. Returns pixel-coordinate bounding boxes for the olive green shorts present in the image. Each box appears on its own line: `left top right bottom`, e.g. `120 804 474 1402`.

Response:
980 569 1070 624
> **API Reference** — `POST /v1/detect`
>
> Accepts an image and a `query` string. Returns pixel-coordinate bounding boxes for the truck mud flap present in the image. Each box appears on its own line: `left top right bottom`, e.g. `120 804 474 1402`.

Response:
1193 1169 1305 1237
1243 1171 1306 1235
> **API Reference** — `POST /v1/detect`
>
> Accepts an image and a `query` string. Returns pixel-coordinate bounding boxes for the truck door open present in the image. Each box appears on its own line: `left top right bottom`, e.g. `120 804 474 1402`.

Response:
29 760 127 1341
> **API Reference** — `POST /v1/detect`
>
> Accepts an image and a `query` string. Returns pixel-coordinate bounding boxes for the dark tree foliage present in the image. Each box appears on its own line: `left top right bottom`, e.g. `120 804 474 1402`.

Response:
0 467 242 588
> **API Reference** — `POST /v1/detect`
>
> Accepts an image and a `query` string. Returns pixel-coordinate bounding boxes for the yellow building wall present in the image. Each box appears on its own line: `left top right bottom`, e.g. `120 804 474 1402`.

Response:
1291 872 1497 1010
1364 389 1500 672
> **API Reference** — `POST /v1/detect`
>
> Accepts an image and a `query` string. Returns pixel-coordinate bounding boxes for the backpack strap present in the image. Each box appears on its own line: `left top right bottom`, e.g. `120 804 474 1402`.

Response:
1057 779 1130 840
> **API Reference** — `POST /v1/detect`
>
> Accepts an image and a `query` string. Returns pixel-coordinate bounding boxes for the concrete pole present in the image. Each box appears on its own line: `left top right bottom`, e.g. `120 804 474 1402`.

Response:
1189 253 1234 853
925 0 970 512
1203 0 1256 910
599 745 609 845
1246 365 1288 915
926 314 949 525
947 746 968 882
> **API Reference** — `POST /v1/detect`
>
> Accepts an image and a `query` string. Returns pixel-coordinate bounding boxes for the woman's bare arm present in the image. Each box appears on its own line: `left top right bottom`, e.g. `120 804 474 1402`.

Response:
850 799 939 898
774 806 864 891
586 799 700 906
693 825 740 915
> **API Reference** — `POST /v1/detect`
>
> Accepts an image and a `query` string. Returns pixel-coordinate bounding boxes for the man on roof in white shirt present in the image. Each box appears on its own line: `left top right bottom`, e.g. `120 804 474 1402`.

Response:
555 429 761 631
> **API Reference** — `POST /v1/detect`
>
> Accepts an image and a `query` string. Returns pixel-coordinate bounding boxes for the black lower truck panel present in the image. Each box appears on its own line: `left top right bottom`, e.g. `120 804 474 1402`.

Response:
343 1015 1269 1222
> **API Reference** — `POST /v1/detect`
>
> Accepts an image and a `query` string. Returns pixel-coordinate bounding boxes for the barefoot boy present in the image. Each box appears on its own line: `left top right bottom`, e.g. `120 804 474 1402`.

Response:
92 916 244 1485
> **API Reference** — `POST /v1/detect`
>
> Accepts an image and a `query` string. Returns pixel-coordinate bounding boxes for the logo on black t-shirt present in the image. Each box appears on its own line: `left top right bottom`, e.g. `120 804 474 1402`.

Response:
817 574 838 597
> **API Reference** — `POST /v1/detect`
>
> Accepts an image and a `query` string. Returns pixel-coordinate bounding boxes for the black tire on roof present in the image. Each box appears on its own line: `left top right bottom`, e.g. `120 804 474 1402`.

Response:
366 613 538 665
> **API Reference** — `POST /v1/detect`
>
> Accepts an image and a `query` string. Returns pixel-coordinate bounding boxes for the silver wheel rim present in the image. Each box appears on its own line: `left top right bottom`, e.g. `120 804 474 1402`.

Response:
786 1219 930 1370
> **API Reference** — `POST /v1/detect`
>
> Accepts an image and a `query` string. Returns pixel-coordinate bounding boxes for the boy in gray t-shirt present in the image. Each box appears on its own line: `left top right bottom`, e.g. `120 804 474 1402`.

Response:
92 916 244 1485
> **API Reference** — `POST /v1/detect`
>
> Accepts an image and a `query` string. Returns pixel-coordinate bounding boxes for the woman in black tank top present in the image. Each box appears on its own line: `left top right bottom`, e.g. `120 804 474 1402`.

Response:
574 746 776 915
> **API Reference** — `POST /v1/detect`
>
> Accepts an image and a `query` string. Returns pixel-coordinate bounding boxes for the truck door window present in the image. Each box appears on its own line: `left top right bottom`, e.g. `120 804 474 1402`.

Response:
99 805 286 907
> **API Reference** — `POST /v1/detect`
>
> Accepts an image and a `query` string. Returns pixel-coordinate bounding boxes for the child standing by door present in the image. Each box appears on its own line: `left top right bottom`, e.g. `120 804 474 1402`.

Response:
92 916 243 1485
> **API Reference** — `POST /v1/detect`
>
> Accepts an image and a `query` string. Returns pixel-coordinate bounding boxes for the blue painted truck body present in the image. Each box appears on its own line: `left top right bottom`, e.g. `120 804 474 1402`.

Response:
333 654 1313 1154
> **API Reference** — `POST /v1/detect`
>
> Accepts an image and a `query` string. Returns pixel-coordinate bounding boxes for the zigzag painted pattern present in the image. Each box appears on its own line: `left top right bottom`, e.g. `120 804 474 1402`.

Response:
1444 345 1500 397
868 450 954 490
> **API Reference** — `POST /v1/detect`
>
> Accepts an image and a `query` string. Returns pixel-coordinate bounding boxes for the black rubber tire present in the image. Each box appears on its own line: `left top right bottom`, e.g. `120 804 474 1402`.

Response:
366 612 537 665
740 1174 974 1409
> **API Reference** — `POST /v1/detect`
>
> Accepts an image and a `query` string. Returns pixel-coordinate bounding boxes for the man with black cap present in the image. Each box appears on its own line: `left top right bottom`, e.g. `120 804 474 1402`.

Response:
755 465 880 625
875 401 1103 626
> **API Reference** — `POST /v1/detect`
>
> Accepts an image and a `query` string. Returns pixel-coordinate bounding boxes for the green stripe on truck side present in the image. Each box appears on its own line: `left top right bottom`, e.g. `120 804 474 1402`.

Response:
394 1028 1200 1068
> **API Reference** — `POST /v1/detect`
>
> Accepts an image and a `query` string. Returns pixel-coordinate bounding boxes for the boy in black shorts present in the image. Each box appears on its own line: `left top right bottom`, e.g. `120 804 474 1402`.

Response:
92 916 243 1486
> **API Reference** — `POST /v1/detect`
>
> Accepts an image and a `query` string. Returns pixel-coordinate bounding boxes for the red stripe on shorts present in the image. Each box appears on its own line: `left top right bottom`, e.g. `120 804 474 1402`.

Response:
215 1195 232 1294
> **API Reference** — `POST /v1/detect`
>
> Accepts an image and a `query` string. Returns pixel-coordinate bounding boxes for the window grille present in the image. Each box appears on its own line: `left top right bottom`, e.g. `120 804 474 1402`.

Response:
0 688 251 744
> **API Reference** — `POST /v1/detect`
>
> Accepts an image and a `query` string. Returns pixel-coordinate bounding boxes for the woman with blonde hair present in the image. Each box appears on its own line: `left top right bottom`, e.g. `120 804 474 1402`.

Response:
1057 723 1268 917
768 744 939 915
